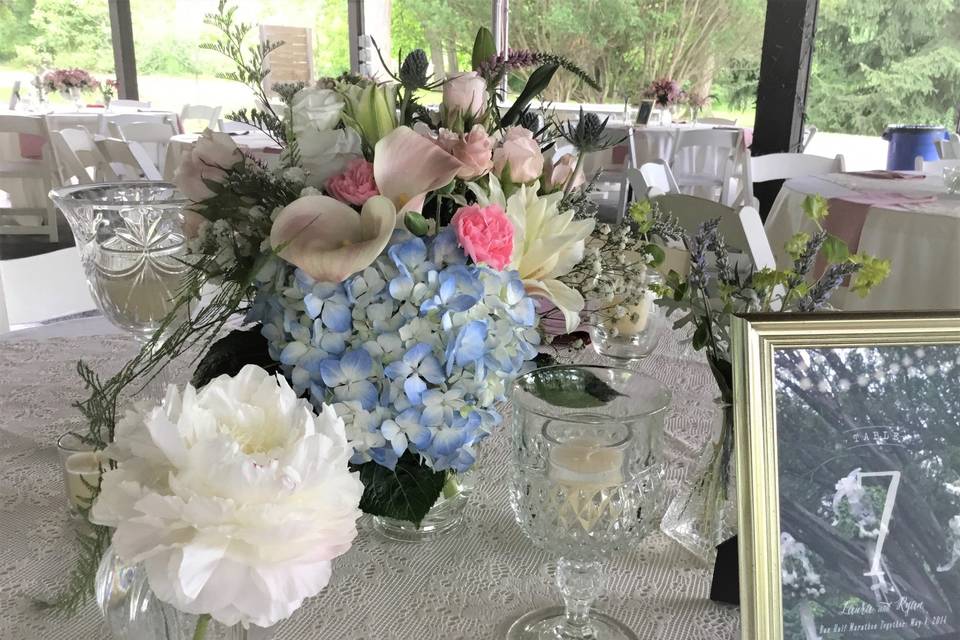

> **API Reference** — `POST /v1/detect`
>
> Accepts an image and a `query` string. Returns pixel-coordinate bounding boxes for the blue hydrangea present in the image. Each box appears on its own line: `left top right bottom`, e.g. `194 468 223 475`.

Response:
253 229 539 473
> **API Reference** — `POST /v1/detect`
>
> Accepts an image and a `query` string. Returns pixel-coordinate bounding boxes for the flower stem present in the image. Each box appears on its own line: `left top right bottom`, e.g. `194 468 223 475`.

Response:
562 153 586 198
193 614 211 640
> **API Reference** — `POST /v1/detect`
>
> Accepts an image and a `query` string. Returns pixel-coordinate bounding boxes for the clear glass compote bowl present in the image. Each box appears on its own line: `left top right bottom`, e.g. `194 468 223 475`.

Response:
508 365 671 640
50 182 189 400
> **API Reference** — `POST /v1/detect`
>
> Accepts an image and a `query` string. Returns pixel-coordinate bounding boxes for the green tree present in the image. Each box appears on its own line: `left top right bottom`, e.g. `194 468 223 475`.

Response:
16 0 112 71
0 0 37 62
808 0 960 135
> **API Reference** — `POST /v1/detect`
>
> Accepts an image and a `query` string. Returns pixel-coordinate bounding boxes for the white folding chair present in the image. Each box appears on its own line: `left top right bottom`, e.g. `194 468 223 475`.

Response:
749 152 845 183
108 120 177 176
651 193 774 270
95 137 162 181
616 161 681 218
915 157 960 172
669 128 743 205
0 114 59 242
110 99 152 109
935 133 960 160
0 246 97 333
181 104 222 132
44 114 98 136
49 128 119 185
697 117 738 126
8 80 20 111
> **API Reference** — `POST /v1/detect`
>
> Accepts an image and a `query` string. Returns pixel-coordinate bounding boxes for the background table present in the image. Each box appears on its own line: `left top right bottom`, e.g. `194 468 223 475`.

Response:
0 317 738 639
765 172 960 311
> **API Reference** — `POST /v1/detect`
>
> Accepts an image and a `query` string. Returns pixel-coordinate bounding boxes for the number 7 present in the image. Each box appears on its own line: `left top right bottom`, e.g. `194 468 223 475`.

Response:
856 470 901 581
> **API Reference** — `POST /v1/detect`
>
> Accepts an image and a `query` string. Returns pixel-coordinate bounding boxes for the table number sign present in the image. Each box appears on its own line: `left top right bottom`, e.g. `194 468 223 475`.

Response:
732 312 960 640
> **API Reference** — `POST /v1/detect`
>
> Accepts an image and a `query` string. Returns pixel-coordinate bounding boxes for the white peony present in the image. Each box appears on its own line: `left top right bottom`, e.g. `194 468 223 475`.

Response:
469 174 595 332
91 365 364 628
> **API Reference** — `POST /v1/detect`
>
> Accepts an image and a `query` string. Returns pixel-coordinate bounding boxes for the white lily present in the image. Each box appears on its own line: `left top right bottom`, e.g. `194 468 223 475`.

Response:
469 175 594 332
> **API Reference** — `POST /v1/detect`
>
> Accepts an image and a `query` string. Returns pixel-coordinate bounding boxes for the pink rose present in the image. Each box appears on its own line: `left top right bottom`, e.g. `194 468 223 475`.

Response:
546 154 585 192
325 158 379 206
437 125 494 180
442 72 487 121
450 203 514 270
493 126 544 184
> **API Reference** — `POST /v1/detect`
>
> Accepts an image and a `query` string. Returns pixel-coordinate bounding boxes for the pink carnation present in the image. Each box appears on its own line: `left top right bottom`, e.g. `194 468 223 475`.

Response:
450 204 514 270
325 159 379 207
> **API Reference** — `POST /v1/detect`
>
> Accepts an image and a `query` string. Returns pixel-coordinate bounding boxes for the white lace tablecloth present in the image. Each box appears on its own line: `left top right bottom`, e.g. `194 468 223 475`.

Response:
0 318 738 639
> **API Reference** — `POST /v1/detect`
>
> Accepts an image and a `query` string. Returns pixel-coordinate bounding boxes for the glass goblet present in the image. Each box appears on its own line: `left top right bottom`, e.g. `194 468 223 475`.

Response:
50 182 190 401
508 365 671 640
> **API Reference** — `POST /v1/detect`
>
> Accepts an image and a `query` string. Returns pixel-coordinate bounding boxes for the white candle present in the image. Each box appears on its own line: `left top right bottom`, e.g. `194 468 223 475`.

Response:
64 451 103 509
548 438 625 532
611 294 652 336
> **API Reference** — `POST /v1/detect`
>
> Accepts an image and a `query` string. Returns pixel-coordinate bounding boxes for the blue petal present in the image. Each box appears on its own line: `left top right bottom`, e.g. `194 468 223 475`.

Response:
303 293 324 319
340 348 373 381
403 342 433 367
370 447 399 470
404 375 427 404
294 269 315 291
447 294 478 312
383 360 410 380
418 355 445 384
280 341 308 366
322 302 352 332
431 427 466 456
337 380 379 410
319 331 347 355
455 320 488 366
406 421 432 449
421 403 446 427
312 281 339 299
431 228 466 266
389 275 414 300
318 359 345 387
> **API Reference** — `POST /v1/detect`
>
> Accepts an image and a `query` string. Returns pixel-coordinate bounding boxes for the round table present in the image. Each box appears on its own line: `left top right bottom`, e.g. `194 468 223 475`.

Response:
165 131 282 180
765 171 960 311
0 316 738 639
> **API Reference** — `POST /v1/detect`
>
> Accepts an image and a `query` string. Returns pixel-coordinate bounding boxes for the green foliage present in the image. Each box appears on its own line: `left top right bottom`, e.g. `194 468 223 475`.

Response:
191 327 279 389
471 26 496 71
0 0 36 62
354 452 447 526
808 0 960 135
16 0 112 71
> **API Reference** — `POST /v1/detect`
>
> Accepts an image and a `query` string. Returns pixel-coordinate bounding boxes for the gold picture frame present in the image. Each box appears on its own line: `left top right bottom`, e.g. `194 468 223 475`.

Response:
732 311 960 640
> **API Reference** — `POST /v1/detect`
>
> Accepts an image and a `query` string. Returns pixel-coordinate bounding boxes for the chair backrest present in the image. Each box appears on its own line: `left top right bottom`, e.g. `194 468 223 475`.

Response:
44 114 98 135
109 120 177 173
110 99 152 108
670 128 743 204
49 128 119 185
915 156 960 173
698 117 738 126
0 113 45 137
8 80 20 111
637 160 679 195
749 152 845 183
651 193 759 258
0 246 97 333
181 104 222 131
96 137 162 181
935 133 960 160
259 25 315 93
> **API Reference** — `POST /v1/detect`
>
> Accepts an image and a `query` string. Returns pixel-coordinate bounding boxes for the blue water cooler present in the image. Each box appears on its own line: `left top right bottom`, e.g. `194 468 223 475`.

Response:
882 125 948 170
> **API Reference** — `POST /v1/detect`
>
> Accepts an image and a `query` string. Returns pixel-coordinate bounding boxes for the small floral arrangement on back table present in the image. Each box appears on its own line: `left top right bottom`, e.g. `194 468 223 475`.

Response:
50 0 633 627
643 77 683 108
42 67 99 96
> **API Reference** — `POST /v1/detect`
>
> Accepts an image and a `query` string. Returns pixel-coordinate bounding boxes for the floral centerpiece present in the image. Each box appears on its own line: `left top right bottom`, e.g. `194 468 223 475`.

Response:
643 77 683 108
42 68 99 98
48 0 629 625
655 195 891 566
100 78 117 106
683 91 712 122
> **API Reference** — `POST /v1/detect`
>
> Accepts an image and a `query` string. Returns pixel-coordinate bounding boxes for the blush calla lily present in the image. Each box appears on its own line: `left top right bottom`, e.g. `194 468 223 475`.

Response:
373 126 463 216
270 195 396 283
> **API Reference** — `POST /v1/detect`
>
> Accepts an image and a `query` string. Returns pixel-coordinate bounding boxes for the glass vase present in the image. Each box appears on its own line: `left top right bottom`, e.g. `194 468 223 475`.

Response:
371 469 475 542
96 545 273 640
660 399 737 564
591 269 664 361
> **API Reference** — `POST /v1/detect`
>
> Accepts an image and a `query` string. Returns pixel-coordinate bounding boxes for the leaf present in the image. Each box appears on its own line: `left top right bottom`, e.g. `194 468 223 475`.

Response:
522 367 627 409
191 326 279 389
501 63 559 127
471 27 497 71
645 243 665 267
354 452 446 526
821 233 850 264
692 322 709 350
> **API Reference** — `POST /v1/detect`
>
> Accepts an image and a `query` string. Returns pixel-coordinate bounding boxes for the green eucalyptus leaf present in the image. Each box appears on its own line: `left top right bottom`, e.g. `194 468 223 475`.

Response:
501 63 559 127
472 27 497 71
354 452 446 526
